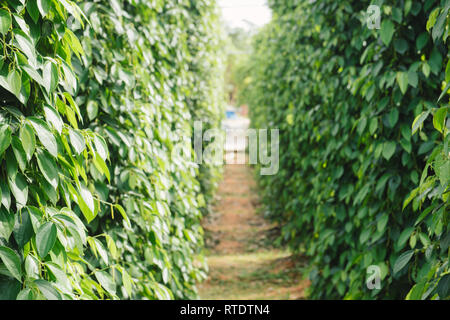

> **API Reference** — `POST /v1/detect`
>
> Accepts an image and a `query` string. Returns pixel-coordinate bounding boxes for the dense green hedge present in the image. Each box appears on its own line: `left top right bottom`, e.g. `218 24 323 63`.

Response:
0 0 223 300
244 0 448 299
184 2 225 214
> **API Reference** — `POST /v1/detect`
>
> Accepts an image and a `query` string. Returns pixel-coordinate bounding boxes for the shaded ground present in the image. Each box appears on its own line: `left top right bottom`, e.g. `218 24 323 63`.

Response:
199 162 310 300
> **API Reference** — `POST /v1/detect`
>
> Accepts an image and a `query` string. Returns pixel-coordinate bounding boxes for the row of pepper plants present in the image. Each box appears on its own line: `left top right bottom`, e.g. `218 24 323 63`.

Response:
0 0 224 300
242 0 448 299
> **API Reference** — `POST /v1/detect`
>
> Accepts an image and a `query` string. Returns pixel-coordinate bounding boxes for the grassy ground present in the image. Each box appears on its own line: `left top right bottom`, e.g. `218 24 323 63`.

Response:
198 161 310 300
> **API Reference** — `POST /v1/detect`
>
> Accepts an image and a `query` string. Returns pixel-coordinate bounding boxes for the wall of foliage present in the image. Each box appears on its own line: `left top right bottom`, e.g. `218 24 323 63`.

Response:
244 0 448 299
0 0 224 300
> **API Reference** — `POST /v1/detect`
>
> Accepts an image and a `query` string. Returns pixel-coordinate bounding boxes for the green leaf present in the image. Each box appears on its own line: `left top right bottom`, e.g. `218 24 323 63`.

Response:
0 181 11 211
26 0 40 24
0 124 12 157
403 187 418 210
43 105 63 135
377 214 389 232
359 227 371 244
87 237 98 258
62 92 81 125
407 70 418 88
93 238 108 265
369 118 378 135
34 279 61 300
36 149 59 189
121 267 132 296
29 118 58 157
436 274 450 299
432 9 448 42
69 129 86 155
45 262 70 292
105 234 118 259
153 283 172 300
437 157 450 186
8 173 28 208
61 61 77 95
6 148 18 180
11 136 27 172
35 222 57 258
397 227 414 249
27 206 43 233
37 0 50 17
19 123 36 161
21 64 44 87
387 109 399 128
0 208 14 241
418 232 430 246
13 209 34 248
114 204 129 224
433 107 447 133
380 20 395 46
43 60 58 94
427 8 439 31
0 9 12 35
7 69 21 99
414 206 433 227
429 48 442 75
394 38 408 54
65 28 85 58
14 31 36 66
77 184 95 223
16 288 33 300
407 282 426 300
422 62 431 78
400 138 412 153
94 135 109 160
412 110 431 135
444 61 450 84
396 71 409 94
416 32 429 51
382 141 396 160
438 82 450 102
0 246 22 281
86 101 98 121
393 250 414 275
93 153 110 182
95 271 116 296
24 255 39 279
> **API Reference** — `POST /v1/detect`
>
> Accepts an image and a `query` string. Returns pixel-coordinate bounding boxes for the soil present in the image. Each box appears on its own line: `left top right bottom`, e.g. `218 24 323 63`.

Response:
198 161 310 300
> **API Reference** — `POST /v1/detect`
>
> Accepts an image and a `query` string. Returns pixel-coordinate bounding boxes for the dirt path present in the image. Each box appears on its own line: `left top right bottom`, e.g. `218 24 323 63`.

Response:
198 162 310 300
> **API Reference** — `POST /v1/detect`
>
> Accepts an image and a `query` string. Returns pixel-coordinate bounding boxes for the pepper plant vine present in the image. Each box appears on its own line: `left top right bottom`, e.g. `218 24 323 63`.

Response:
0 0 224 300
243 0 449 299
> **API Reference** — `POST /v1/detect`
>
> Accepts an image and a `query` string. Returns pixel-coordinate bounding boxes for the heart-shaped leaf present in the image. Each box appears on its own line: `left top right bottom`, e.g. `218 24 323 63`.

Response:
35 222 57 258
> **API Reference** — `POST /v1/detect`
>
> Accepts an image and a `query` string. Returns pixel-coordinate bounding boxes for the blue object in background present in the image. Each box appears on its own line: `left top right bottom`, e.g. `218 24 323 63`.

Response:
226 110 237 119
